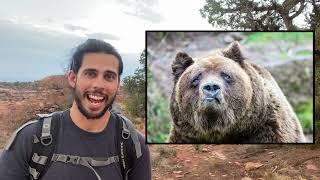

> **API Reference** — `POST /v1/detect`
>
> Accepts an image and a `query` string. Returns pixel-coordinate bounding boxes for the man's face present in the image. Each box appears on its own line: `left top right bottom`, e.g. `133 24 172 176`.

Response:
68 53 119 119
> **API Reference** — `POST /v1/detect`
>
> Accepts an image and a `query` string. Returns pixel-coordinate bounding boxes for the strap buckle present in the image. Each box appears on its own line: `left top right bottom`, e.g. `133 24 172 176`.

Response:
66 155 81 165
40 135 52 146
122 129 130 139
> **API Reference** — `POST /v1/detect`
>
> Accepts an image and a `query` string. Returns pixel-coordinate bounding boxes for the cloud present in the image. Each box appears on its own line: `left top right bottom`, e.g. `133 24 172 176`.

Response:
64 24 87 31
0 20 84 81
124 8 164 23
117 0 164 23
0 0 105 21
86 32 120 40
0 20 139 81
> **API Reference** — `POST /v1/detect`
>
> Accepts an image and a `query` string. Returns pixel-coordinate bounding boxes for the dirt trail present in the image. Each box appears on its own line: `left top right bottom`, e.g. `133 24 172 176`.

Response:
150 144 320 180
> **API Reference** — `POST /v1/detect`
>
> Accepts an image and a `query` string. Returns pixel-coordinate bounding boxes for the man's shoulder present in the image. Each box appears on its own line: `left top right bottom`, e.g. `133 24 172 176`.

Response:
111 112 148 154
5 111 64 150
5 119 38 150
136 131 148 155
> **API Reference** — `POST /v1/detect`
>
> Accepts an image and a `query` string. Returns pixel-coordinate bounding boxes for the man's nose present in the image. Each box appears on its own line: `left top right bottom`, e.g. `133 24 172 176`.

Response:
92 76 106 89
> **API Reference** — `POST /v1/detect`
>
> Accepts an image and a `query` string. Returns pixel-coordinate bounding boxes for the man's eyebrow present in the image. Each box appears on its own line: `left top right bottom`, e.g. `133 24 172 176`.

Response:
82 68 117 75
104 70 117 75
83 68 97 72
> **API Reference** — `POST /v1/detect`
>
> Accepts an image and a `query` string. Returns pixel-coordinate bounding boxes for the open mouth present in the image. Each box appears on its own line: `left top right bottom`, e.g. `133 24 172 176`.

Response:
86 93 106 106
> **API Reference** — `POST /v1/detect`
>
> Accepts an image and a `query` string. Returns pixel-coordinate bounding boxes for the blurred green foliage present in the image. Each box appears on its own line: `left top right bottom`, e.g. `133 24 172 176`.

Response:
315 26 319 143
122 50 145 118
243 32 313 44
147 69 171 143
296 49 313 55
294 99 313 133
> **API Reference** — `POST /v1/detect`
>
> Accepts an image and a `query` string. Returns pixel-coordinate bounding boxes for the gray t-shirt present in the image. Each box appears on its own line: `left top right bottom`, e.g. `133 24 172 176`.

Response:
0 110 151 180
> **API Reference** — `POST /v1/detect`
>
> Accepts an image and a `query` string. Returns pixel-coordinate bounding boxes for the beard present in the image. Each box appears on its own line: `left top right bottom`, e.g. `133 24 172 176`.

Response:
72 84 116 120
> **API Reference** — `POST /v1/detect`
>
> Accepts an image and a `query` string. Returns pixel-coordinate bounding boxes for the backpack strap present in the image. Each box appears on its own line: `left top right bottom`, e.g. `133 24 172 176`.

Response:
114 112 142 180
29 112 62 180
51 154 119 180
120 115 142 159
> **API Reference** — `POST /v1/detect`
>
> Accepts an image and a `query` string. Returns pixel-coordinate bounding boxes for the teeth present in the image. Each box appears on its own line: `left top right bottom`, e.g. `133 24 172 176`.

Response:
88 94 104 101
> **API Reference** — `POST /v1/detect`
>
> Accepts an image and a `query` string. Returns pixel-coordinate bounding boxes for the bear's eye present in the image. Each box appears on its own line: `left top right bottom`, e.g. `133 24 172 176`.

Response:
221 72 232 82
191 73 202 87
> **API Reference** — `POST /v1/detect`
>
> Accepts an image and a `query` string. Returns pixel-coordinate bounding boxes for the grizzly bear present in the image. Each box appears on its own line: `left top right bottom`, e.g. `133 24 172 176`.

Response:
169 42 305 143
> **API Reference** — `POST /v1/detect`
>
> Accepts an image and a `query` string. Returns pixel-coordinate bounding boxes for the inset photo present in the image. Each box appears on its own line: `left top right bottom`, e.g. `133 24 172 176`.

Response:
147 31 314 144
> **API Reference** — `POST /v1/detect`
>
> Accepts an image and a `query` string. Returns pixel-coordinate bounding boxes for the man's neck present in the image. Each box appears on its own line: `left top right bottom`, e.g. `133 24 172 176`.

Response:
69 102 110 133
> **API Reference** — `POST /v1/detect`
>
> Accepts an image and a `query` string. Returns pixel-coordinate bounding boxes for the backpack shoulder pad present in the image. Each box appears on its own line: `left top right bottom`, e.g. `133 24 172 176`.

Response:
118 114 142 159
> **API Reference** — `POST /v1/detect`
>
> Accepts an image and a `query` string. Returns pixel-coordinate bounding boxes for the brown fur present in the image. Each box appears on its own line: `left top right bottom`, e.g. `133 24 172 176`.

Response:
169 42 305 143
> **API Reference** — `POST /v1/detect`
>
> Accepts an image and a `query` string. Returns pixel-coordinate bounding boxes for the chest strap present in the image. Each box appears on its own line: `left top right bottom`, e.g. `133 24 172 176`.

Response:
51 154 119 180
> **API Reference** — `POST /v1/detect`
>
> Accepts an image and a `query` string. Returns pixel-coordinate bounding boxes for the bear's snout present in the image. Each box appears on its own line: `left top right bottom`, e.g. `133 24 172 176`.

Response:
202 82 222 104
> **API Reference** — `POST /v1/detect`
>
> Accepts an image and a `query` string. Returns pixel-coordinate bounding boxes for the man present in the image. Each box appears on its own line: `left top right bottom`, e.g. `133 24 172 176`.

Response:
0 39 151 180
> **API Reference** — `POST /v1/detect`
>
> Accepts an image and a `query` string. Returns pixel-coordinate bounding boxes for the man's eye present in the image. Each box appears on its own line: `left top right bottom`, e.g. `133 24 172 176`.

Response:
105 73 116 81
85 71 96 78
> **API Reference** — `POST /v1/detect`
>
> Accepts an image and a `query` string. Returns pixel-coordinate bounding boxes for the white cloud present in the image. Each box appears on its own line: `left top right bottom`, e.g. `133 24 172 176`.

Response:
0 0 213 54
153 0 213 30
0 0 215 81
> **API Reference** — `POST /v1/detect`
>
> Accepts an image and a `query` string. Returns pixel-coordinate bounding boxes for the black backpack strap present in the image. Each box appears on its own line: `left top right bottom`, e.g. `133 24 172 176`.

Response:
120 115 142 159
114 112 142 180
28 111 62 180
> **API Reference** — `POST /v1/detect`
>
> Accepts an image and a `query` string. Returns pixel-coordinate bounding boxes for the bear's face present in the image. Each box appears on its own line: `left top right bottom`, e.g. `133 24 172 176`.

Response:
172 42 253 134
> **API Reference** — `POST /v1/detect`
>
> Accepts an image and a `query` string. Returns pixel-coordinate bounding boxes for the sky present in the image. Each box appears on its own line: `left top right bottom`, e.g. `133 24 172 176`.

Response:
0 0 212 82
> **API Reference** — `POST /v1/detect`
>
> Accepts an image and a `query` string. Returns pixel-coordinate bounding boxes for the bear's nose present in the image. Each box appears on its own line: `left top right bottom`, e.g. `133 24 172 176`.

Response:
202 82 221 97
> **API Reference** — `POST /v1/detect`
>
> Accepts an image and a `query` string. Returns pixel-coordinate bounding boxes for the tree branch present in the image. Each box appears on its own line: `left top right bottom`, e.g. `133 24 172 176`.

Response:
290 0 306 19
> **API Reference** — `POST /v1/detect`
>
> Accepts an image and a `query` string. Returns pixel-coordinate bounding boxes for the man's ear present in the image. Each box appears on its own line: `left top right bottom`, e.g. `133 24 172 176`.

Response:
222 41 245 63
172 52 194 82
67 70 77 88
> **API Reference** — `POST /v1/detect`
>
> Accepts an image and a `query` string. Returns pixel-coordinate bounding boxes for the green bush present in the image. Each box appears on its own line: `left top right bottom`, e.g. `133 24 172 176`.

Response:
147 69 171 143
294 98 313 133
122 51 145 118
243 32 313 44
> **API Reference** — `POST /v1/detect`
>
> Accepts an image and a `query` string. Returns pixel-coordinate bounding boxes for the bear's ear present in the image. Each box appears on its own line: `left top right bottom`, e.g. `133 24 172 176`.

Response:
172 52 194 80
222 41 245 63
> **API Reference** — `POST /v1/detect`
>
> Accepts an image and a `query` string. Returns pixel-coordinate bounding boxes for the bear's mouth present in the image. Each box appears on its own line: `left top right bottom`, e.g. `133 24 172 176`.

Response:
201 96 223 109
199 96 225 119
204 97 221 104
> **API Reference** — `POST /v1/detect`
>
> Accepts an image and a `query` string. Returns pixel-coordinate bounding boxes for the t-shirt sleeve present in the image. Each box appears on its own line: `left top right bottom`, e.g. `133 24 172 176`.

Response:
128 132 151 180
0 122 36 180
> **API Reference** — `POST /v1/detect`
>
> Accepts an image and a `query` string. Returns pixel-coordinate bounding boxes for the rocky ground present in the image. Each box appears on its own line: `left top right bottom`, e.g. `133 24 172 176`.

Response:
0 75 70 147
151 144 320 180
